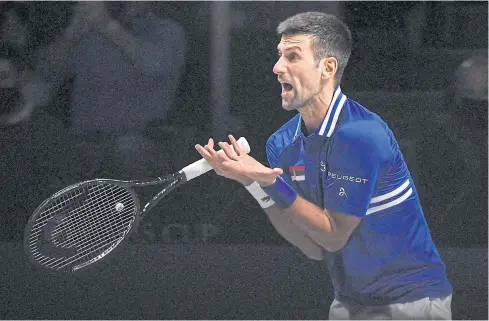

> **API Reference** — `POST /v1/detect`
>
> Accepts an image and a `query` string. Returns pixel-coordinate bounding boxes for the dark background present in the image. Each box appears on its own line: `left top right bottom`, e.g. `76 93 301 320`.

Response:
0 1 487 319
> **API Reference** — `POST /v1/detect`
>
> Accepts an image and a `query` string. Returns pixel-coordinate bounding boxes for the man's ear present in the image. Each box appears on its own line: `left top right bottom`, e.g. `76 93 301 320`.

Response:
321 57 338 80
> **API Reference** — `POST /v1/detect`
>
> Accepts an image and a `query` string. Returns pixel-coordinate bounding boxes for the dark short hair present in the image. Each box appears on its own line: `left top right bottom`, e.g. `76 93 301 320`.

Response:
277 12 352 83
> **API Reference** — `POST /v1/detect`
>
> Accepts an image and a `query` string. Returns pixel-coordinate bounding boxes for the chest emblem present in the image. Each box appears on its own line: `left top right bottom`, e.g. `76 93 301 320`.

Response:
289 165 305 182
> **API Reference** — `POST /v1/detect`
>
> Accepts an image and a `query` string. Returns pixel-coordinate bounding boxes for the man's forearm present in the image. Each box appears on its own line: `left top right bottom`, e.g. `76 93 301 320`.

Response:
286 196 346 252
259 176 357 252
263 205 325 260
247 179 344 254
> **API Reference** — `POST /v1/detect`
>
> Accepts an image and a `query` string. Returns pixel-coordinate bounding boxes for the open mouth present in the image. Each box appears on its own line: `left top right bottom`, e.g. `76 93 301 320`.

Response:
282 83 293 92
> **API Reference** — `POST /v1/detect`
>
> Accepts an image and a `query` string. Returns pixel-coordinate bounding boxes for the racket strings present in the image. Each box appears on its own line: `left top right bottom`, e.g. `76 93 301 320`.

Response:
31 183 126 231
51 184 133 236
50 229 134 270
49 197 133 250
31 195 134 268
28 183 137 271
36 224 132 270
31 212 134 268
49 187 133 246
29 187 131 250
45 214 135 266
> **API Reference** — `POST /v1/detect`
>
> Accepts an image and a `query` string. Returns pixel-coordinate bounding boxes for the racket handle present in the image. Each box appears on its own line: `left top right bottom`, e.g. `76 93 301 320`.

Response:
181 137 251 181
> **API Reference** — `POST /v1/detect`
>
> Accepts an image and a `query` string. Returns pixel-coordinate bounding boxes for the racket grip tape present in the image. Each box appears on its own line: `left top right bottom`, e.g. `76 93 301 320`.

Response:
181 137 251 181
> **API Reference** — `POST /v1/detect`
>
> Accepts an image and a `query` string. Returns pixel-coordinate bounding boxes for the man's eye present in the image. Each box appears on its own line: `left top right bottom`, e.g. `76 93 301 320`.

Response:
288 54 298 61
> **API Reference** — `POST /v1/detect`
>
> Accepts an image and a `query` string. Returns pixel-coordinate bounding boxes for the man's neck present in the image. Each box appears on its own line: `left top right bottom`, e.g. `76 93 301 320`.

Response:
299 86 335 134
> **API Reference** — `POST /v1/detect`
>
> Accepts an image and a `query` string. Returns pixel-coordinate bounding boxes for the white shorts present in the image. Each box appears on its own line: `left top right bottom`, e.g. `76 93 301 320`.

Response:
328 295 452 320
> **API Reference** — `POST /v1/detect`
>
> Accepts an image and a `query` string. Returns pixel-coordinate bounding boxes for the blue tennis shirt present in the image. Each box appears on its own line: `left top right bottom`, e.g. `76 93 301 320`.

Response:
266 87 452 305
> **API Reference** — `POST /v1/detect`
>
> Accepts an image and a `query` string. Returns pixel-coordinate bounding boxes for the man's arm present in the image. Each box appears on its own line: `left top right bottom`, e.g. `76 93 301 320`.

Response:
195 136 360 255
261 123 393 253
263 204 326 260
258 189 359 253
195 137 325 259
282 196 361 252
247 179 354 257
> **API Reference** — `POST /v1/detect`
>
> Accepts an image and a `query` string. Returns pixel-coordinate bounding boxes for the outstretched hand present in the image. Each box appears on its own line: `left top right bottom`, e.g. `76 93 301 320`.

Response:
195 135 283 186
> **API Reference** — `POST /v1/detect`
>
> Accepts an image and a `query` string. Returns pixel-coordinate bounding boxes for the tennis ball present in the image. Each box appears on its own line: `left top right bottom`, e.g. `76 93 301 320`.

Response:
115 202 125 212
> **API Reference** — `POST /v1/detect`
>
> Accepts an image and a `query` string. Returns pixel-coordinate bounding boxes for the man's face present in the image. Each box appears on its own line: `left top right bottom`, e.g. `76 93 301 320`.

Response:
273 34 323 111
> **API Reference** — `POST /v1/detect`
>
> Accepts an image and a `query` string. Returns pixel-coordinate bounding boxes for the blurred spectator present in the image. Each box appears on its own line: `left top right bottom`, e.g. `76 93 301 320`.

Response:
454 54 488 106
0 2 187 241
58 2 186 135
24 2 187 182
417 52 487 247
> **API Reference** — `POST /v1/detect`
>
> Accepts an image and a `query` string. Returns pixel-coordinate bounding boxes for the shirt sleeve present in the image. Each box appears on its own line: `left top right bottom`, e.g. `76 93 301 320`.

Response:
266 136 281 169
323 121 394 217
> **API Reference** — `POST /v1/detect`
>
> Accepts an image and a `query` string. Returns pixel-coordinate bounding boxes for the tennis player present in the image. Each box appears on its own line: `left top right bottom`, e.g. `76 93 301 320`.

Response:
196 12 452 320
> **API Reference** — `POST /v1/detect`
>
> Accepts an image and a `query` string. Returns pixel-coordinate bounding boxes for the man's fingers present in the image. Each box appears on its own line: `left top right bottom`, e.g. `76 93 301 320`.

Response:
261 168 283 179
217 152 229 163
218 141 238 160
272 167 284 176
207 137 214 150
195 144 214 162
204 138 218 157
196 140 232 165
228 135 243 156
246 167 284 186
196 142 222 166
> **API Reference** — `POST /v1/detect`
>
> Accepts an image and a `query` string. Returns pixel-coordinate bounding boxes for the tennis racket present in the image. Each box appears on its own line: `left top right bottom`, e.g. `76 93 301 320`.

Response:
24 137 250 274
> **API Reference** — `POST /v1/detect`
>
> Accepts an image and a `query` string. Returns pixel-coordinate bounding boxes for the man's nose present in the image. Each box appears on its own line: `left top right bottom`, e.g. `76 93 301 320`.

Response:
273 57 286 75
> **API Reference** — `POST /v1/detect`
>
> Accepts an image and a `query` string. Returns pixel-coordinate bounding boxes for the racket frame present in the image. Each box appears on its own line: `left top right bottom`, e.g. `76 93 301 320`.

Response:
23 174 185 274
23 136 250 273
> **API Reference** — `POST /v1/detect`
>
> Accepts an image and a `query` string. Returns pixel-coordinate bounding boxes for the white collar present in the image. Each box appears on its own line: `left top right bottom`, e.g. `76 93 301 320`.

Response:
294 86 347 138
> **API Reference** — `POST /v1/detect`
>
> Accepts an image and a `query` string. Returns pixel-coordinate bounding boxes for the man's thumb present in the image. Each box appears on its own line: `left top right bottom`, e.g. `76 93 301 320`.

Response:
272 167 283 176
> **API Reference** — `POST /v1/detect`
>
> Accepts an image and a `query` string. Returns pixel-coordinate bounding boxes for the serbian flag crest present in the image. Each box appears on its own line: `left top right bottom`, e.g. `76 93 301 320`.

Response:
289 165 305 181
